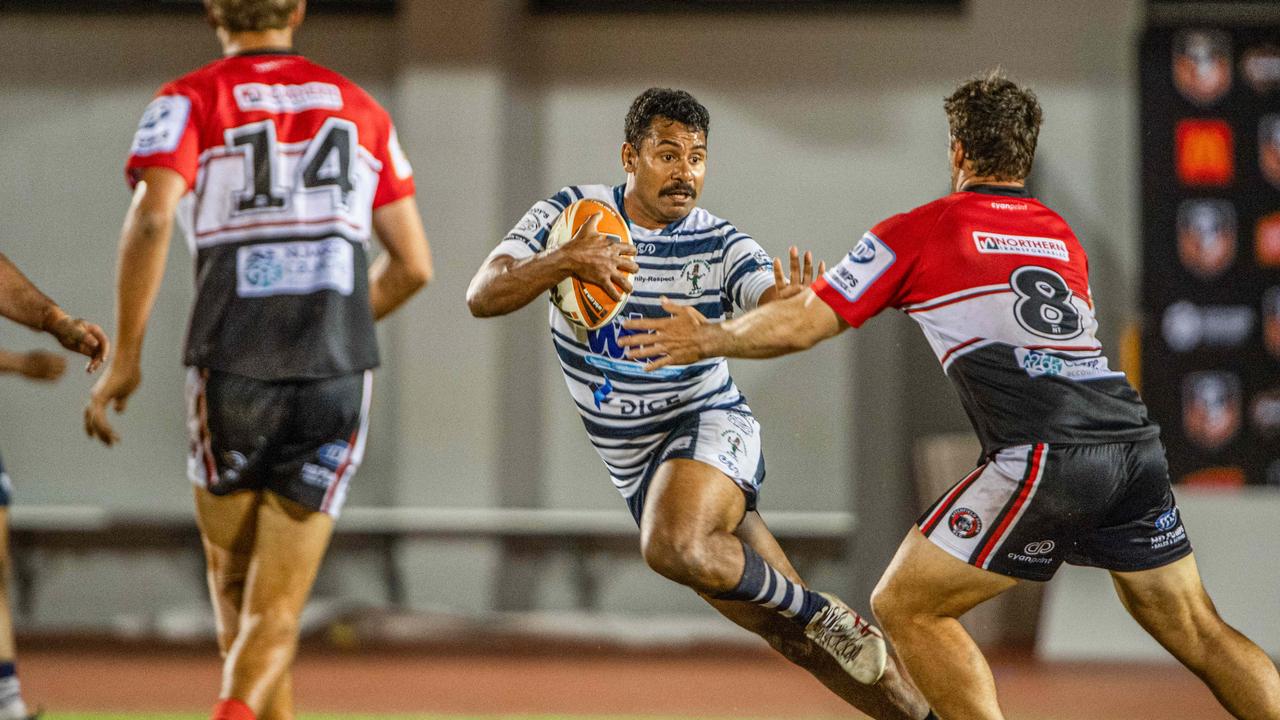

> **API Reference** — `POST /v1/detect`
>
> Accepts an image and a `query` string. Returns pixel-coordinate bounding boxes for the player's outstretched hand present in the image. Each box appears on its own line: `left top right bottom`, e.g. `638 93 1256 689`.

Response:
620 297 712 371
84 362 141 447
561 211 639 301
772 246 826 301
19 350 67 382
46 314 110 373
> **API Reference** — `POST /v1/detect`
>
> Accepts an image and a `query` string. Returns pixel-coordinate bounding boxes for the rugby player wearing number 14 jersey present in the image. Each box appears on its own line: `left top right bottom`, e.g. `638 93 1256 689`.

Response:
622 73 1280 720
84 2 433 719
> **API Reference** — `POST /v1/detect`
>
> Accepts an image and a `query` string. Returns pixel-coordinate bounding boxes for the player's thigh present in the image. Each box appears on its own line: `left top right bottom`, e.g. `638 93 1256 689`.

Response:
641 458 749 549
1109 552 1214 636
194 485 260 559
875 527 1018 620
243 491 335 617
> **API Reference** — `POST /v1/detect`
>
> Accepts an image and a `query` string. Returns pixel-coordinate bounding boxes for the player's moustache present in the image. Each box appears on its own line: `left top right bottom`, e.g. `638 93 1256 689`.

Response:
661 183 696 198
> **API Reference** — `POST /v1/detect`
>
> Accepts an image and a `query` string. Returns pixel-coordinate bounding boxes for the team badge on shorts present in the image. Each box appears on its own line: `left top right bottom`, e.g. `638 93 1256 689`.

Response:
949 508 983 539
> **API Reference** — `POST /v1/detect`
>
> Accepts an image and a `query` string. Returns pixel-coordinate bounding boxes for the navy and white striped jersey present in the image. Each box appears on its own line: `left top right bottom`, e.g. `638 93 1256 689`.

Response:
490 184 775 497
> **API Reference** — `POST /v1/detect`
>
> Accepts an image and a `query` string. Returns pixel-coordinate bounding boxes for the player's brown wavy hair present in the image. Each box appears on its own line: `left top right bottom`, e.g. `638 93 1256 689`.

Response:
944 71 1042 180
204 0 300 32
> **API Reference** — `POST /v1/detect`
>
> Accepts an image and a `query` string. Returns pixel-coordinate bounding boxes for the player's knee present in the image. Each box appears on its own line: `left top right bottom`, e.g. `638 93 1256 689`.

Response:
243 605 301 647
870 572 911 630
640 527 713 587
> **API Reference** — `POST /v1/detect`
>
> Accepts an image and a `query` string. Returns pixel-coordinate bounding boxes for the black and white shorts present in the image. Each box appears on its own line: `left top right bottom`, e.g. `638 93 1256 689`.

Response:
917 438 1192 581
186 368 371 518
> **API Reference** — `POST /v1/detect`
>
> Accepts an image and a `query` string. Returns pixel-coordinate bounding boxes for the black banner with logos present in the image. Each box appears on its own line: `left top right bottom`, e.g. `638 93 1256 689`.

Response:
1141 21 1280 487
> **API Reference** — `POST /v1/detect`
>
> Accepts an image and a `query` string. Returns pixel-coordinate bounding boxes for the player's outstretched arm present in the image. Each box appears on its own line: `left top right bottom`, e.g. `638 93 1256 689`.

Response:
85 166 185 446
465 212 638 318
0 251 110 371
0 348 66 381
370 196 433 320
620 289 845 370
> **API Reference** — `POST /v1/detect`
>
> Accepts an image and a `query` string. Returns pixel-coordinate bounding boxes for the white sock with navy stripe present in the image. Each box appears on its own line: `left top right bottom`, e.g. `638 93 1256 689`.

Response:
716 540 829 626
0 662 27 720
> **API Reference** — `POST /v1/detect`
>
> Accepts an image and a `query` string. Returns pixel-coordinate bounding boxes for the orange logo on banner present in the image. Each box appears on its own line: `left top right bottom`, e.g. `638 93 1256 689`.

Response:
1258 213 1280 267
1175 119 1234 186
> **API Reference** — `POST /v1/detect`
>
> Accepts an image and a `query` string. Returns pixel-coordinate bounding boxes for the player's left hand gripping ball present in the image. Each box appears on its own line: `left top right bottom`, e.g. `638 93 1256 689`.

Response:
620 297 712 371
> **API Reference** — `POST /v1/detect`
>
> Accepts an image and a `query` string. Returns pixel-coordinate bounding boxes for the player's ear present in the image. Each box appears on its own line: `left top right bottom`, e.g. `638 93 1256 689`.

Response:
621 142 638 174
291 0 307 27
950 138 966 169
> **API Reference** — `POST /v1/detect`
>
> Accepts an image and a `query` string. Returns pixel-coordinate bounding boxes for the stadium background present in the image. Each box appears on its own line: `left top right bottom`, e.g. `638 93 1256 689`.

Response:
0 0 1275 717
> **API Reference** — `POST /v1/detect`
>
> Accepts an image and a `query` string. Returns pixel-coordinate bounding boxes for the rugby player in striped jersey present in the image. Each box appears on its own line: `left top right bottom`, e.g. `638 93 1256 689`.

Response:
469 88 935 720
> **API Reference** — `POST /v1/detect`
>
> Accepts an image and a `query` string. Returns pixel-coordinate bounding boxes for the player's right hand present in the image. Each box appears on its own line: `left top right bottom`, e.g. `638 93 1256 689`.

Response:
46 313 111 373
19 350 67 382
84 361 141 446
560 212 638 301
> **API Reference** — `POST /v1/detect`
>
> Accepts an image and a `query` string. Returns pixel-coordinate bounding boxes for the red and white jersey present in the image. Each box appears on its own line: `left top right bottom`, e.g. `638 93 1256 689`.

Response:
813 186 1158 455
125 51 414 380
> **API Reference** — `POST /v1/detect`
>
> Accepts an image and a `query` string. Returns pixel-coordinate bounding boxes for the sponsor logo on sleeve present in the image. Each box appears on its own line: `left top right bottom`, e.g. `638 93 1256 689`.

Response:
973 232 1070 261
131 95 192 156
236 238 355 298
233 82 343 113
825 233 895 302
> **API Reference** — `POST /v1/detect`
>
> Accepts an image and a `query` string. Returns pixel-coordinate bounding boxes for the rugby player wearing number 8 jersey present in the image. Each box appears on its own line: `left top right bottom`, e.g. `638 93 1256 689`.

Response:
468 88 935 720
622 72 1280 720
84 2 433 719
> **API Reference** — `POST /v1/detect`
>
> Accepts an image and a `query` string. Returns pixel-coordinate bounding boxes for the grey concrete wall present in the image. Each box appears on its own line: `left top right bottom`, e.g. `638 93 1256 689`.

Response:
0 0 1155 628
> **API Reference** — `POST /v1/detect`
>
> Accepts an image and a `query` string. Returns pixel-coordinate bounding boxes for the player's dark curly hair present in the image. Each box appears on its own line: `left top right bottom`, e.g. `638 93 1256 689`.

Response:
625 88 710 148
204 0 299 32
944 71 1042 180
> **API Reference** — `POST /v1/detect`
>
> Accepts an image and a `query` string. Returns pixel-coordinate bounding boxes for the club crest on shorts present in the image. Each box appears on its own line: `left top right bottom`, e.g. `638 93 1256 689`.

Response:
949 507 983 539
720 430 745 459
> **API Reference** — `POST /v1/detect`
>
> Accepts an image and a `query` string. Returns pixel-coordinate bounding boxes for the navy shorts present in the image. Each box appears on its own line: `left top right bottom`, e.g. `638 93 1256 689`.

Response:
918 438 1192 581
186 368 371 518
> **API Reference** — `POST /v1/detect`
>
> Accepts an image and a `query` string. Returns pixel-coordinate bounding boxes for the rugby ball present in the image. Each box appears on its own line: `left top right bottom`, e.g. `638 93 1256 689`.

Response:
545 198 634 330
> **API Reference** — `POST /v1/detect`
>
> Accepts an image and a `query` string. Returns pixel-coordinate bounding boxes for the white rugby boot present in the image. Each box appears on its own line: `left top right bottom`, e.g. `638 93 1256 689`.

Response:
804 592 888 685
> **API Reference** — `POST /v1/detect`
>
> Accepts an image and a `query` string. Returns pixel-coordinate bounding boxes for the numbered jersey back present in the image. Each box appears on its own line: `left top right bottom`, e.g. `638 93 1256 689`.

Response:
126 52 415 381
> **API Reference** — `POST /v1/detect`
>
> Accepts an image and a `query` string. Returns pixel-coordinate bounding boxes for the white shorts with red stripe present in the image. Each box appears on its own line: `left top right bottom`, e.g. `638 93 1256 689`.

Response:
917 439 1192 581
185 367 372 518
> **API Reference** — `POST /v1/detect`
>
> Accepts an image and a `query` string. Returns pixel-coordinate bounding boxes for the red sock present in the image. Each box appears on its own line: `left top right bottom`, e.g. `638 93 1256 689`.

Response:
211 698 255 720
